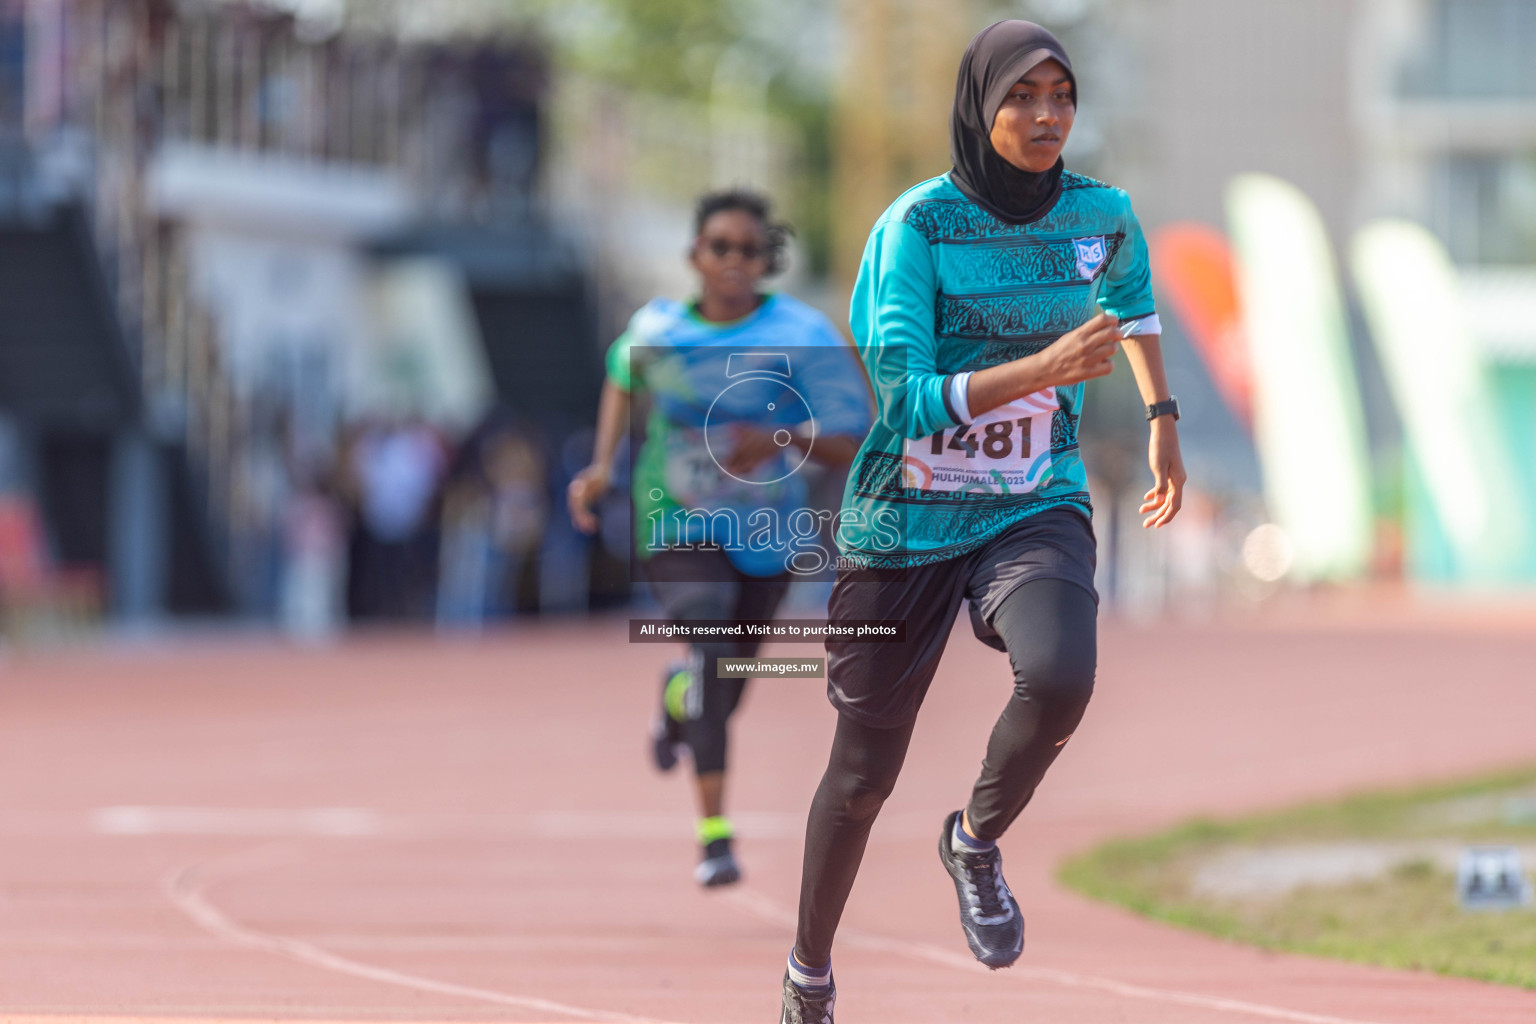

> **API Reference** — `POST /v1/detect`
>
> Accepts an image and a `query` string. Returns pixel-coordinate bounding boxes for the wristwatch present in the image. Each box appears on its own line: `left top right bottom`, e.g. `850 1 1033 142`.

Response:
1145 396 1180 422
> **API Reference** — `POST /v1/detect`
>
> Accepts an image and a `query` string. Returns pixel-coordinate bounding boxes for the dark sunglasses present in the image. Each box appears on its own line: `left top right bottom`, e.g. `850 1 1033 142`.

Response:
702 238 765 261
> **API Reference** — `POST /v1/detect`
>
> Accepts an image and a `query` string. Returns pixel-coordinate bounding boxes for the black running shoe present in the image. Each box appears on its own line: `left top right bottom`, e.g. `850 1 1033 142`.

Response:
695 837 741 887
779 969 836 1024
937 809 1023 969
649 661 689 772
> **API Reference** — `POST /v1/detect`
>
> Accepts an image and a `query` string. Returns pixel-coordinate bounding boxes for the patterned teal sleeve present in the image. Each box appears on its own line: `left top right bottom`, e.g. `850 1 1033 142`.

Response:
849 219 963 440
1101 198 1157 321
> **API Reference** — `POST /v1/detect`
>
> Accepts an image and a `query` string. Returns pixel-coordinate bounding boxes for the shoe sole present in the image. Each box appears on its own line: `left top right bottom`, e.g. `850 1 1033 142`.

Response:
938 811 1023 969
696 856 741 887
696 865 741 887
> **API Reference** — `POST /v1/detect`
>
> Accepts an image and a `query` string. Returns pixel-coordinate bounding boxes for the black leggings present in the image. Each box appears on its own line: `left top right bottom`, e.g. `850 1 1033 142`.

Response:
794 577 1096 965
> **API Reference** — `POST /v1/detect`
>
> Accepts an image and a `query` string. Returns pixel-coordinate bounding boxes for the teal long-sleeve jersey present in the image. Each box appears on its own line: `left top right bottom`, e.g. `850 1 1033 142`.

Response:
837 170 1158 568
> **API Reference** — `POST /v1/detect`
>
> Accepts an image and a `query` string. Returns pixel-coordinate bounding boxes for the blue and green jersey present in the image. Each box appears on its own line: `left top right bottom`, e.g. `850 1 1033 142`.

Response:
607 293 873 577
838 170 1157 567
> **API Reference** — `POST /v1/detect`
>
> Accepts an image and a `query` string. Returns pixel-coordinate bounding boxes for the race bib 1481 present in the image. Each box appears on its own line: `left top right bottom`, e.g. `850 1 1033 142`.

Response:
901 389 1058 495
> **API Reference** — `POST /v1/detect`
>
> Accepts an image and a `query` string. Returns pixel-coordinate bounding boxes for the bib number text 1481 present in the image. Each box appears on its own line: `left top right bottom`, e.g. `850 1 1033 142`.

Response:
929 419 1033 461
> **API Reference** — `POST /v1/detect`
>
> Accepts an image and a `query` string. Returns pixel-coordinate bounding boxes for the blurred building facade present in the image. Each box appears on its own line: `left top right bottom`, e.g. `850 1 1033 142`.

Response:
1108 0 1536 598
1103 0 1536 268
0 0 612 630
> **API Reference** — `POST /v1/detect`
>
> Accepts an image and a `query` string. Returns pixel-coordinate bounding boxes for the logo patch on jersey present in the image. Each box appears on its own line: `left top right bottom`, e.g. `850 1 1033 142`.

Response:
1073 235 1108 280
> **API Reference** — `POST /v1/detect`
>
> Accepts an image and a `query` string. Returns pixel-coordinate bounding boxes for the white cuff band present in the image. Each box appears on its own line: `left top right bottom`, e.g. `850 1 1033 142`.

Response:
949 371 975 424
1119 313 1162 337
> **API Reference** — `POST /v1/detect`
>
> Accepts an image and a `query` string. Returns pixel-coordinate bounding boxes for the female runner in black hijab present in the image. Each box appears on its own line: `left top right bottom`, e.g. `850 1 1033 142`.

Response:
949 19 1074 222
779 20 1184 1022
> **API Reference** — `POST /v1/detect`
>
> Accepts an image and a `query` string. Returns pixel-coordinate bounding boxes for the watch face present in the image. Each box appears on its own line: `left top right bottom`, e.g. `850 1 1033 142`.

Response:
703 374 815 485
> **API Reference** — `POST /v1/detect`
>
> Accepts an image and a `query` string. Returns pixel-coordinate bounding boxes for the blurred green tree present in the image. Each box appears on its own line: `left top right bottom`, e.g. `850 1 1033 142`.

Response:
525 0 837 273
527 0 831 103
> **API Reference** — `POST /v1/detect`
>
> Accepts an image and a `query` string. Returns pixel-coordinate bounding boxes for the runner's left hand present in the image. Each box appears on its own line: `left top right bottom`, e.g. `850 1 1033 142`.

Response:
1140 419 1186 528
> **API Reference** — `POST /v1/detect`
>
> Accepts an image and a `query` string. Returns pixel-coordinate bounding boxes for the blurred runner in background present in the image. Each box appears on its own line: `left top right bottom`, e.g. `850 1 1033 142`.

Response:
568 190 872 888
779 22 1186 1021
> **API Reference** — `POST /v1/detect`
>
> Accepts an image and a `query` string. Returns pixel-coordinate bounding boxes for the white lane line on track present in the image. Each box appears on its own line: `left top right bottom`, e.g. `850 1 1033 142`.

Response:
0 1020 614 1024
96 805 381 836
75 806 802 840
161 845 684 1024
724 888 1401 1024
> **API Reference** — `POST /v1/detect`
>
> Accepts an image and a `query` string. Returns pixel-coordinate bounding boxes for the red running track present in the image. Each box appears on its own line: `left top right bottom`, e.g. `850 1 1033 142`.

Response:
1 604 1534 1023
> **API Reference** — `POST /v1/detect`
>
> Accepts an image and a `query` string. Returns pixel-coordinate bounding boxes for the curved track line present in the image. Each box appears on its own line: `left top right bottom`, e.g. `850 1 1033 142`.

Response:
162 848 682 1024
723 888 1401 1024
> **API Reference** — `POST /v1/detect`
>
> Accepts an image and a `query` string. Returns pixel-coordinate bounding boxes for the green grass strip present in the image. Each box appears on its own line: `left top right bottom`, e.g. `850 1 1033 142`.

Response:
1058 763 1536 989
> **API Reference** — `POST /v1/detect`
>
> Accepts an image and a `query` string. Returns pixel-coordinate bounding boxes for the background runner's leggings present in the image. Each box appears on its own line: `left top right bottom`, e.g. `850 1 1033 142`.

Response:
794 577 1096 966
671 580 786 775
675 632 750 776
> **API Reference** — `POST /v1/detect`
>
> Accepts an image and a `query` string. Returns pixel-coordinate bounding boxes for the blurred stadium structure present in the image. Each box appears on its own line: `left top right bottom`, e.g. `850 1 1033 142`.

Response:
0 0 613 634
0 0 1532 637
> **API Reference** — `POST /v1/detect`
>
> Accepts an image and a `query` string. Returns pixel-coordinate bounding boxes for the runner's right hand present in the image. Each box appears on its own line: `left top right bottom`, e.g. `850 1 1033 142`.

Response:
567 465 611 534
1036 311 1121 387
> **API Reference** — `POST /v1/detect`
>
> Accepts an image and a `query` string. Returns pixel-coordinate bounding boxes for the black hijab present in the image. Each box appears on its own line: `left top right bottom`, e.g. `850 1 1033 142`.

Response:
949 20 1076 224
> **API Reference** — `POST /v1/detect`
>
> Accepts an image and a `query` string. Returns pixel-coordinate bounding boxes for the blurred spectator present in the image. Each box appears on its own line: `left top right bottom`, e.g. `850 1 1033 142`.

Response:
344 417 448 622
437 410 548 629
278 417 347 639
280 476 346 639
